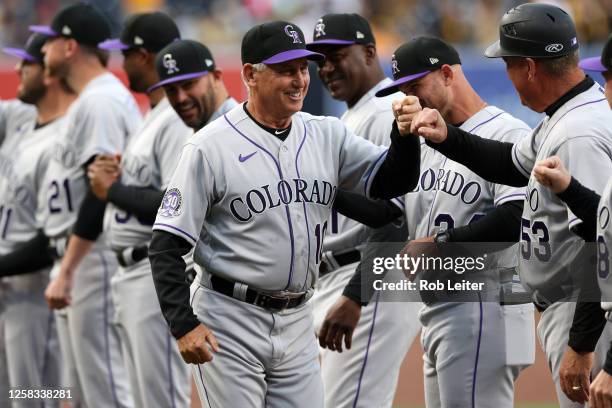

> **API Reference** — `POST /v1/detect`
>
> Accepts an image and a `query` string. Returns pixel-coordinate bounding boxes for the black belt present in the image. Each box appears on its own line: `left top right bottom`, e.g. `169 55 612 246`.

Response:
115 245 149 267
209 275 308 311
319 249 361 277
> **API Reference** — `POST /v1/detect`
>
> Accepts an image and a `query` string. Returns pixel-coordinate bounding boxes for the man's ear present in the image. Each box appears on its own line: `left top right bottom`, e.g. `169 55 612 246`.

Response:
526 58 537 82
242 64 256 86
440 64 454 85
363 44 377 65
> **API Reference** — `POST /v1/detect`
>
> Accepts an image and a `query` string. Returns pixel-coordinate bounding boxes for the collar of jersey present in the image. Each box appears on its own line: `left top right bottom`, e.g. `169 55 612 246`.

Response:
544 75 595 117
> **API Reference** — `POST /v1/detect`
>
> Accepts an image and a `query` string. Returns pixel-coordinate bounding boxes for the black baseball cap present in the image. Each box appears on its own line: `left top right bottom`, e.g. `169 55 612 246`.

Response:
2 33 46 63
579 33 612 72
98 12 180 52
29 3 111 47
306 13 375 48
375 37 461 97
241 21 323 65
149 39 216 91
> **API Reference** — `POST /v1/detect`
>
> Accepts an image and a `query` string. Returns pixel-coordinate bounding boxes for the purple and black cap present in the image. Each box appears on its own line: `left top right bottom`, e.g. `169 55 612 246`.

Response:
579 33 612 72
2 33 46 63
375 36 461 98
241 21 324 65
99 12 180 52
306 13 375 48
150 39 216 91
29 3 110 48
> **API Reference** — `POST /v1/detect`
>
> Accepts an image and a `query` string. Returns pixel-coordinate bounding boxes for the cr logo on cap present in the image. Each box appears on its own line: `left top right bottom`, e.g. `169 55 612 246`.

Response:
284 25 302 44
163 53 179 75
391 54 400 76
314 19 326 38
545 43 563 53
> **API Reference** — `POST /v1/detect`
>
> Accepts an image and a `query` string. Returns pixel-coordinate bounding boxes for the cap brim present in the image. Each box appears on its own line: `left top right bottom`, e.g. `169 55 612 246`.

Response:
579 56 607 72
375 71 430 97
262 49 324 64
2 47 38 62
306 39 355 49
148 71 209 92
98 38 130 51
29 25 58 37
484 41 505 58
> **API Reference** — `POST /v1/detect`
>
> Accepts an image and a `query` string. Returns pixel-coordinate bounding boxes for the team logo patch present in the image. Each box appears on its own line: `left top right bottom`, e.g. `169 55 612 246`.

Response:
314 19 326 37
545 43 563 53
391 54 400 76
163 53 179 75
134 36 144 45
284 25 302 44
356 31 364 39
429 57 439 65
159 188 183 217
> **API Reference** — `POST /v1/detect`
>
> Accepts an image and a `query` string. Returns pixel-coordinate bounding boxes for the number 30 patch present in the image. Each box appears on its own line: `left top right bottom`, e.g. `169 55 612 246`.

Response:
159 188 183 217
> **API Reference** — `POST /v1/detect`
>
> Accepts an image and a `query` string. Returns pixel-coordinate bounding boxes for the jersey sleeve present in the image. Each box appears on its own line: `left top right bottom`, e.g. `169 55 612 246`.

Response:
493 126 530 205
511 122 542 178
358 110 394 147
152 143 213 246
154 120 191 188
0 100 35 147
71 96 130 167
336 122 389 198
559 136 612 230
34 148 53 228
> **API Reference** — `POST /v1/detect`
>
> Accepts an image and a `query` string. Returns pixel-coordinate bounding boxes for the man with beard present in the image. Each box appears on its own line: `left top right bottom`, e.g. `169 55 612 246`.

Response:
0 33 74 406
151 39 237 131
304 13 421 408
83 12 193 407
30 3 140 406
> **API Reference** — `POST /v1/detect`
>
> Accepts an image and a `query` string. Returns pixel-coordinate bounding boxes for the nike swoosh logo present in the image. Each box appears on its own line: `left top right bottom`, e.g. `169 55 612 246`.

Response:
275 129 288 135
238 151 257 162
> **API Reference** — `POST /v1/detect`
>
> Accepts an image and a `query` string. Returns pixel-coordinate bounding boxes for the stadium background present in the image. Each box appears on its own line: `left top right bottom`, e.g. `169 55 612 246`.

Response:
1 0 610 406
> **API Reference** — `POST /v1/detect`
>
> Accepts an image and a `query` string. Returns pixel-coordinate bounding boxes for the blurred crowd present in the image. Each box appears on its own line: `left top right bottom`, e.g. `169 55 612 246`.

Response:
1 0 611 63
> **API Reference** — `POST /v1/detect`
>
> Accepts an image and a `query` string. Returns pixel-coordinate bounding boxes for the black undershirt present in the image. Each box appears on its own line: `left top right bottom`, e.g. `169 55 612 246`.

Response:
243 103 291 141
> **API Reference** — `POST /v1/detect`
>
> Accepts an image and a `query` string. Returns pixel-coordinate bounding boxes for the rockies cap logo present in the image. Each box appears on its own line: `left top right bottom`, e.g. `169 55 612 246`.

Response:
284 24 302 44
163 53 179 75
391 54 400 76
545 43 564 53
314 19 326 38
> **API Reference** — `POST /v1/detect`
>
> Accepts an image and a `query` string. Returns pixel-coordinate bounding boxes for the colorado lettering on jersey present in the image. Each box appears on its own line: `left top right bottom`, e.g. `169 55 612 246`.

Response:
52 142 77 169
413 167 482 205
229 178 337 222
121 154 152 185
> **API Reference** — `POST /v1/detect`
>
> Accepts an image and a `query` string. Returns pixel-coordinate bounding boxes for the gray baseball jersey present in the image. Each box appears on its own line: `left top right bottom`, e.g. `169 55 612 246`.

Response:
511 83 612 297
154 102 388 291
42 73 141 238
0 99 36 148
322 78 403 254
405 106 534 407
406 105 529 238
105 97 192 249
598 177 612 310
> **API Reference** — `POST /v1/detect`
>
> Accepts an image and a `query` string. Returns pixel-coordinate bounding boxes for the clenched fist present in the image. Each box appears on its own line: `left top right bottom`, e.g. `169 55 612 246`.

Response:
177 323 220 364
533 156 571 194
410 108 448 143
393 96 422 136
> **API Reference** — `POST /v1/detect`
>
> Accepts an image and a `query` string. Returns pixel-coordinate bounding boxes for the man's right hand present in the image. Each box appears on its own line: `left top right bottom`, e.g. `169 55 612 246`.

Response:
318 295 361 352
393 96 422 136
410 107 448 143
559 347 593 403
177 323 220 364
533 156 571 194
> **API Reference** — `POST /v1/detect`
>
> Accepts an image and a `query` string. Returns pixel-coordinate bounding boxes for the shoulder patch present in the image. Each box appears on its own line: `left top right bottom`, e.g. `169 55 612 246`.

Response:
159 188 183 217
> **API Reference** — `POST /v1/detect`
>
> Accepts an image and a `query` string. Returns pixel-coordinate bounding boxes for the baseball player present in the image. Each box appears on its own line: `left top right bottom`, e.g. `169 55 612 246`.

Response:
0 34 70 406
148 20 422 407
403 4 612 407
531 35 612 407
30 4 140 406
390 36 535 408
84 13 193 408
305 13 421 408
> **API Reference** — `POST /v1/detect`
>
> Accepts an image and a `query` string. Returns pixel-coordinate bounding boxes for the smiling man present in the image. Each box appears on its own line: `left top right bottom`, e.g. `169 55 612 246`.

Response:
147 20 422 407
150 39 236 131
